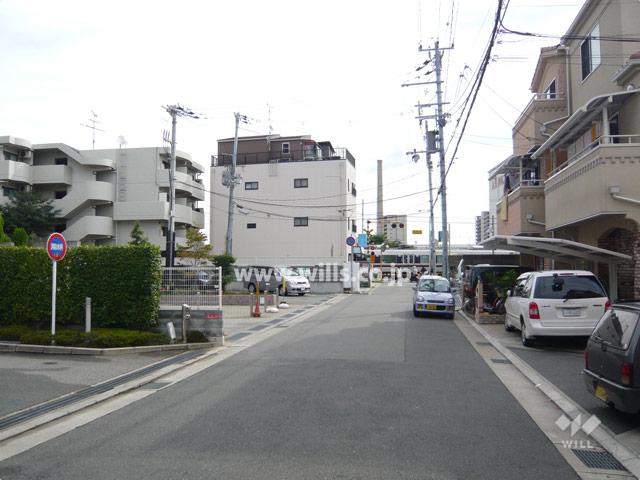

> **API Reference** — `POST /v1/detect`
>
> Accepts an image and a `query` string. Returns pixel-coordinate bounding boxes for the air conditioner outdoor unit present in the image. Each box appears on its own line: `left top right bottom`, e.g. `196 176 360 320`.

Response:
20 150 32 159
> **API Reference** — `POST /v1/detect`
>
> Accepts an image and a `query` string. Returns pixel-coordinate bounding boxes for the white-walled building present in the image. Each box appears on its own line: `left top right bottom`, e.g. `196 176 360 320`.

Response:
381 214 407 244
210 134 357 266
0 136 204 257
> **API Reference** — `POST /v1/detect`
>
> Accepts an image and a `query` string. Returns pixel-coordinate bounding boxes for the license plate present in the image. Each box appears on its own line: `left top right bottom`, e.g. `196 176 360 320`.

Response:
595 384 608 402
563 308 580 317
426 304 437 311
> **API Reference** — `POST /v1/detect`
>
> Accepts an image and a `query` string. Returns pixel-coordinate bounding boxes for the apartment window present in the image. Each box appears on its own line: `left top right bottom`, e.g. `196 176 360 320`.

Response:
2 187 16 198
245 181 259 190
294 178 308 188
282 143 290 154
581 24 601 80
247 223 257 229
55 157 68 165
545 79 556 99
3 151 18 161
294 217 309 227
54 190 67 199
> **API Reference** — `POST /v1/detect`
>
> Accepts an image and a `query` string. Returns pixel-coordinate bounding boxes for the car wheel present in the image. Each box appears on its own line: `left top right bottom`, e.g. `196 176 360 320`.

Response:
504 316 515 332
521 320 535 347
248 283 256 294
413 307 419 317
448 313 455 320
299 292 305 296
278 285 285 296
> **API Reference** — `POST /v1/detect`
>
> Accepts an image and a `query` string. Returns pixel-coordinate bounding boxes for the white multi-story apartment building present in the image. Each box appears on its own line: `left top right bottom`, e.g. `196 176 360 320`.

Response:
474 211 491 245
381 214 407 245
210 134 357 266
0 136 204 257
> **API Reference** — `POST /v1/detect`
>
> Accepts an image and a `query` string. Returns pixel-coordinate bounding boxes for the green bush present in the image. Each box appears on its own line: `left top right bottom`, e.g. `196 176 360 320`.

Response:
0 324 32 341
0 244 162 329
16 328 169 348
11 227 29 246
186 330 209 343
19 330 53 345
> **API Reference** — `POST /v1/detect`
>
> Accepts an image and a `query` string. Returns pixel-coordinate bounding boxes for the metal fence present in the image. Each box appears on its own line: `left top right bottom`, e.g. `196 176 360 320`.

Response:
160 266 222 308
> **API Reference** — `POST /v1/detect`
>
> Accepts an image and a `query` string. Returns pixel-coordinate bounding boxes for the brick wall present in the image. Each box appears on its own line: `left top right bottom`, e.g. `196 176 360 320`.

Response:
598 228 640 300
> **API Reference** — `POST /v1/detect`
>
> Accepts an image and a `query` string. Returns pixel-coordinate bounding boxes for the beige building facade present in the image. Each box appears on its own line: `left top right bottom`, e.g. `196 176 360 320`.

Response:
489 0 640 298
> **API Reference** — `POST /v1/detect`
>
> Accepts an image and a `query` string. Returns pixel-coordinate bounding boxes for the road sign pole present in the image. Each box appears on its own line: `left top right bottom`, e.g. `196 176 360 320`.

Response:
51 260 57 337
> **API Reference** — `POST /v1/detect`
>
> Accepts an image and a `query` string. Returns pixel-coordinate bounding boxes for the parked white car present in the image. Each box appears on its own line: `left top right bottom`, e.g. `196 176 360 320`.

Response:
504 270 610 347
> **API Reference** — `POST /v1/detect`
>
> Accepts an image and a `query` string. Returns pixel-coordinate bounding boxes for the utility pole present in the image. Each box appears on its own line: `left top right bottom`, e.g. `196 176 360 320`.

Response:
224 112 248 255
418 40 452 279
162 104 200 267
80 111 103 149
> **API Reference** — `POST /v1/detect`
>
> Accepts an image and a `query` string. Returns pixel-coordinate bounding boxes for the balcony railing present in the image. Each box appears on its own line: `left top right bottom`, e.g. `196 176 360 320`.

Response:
513 92 566 131
549 134 640 177
212 148 355 168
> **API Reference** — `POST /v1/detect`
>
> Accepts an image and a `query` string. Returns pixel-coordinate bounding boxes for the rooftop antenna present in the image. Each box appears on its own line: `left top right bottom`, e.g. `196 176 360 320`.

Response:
266 102 273 152
80 111 104 149
117 135 127 149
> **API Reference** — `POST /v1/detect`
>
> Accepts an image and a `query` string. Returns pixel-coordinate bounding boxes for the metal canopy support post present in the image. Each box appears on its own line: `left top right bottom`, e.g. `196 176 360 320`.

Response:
608 262 618 301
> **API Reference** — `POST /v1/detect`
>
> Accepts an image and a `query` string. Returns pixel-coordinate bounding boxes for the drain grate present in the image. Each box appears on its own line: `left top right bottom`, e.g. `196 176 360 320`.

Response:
491 358 511 364
249 324 269 331
226 332 250 342
0 350 204 432
476 341 491 346
572 449 626 471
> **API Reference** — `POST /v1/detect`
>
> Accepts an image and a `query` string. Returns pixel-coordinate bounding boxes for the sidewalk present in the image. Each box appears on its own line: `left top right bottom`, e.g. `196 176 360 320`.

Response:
0 293 338 422
460 310 640 477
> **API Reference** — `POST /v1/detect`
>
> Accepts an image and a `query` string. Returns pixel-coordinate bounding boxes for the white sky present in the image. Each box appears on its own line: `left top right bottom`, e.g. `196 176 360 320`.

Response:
0 0 585 245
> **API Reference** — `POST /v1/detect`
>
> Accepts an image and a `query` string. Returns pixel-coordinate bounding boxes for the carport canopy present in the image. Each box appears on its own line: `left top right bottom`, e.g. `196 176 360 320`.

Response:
481 235 632 300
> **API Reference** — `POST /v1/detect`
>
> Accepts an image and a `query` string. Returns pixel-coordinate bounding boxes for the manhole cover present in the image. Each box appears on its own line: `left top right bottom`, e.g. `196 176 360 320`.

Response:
572 449 626 471
43 361 58 365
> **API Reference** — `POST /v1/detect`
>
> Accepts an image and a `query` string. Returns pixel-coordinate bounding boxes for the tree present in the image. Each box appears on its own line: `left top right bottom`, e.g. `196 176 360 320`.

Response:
0 192 60 238
0 214 11 243
11 227 29 246
212 253 235 291
129 222 149 246
369 233 385 245
176 227 212 265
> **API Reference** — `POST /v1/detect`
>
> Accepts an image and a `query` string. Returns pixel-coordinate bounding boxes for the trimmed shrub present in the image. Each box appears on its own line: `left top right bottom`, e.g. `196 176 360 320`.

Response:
0 247 52 326
0 244 162 329
186 330 209 343
0 324 32 341
17 328 169 348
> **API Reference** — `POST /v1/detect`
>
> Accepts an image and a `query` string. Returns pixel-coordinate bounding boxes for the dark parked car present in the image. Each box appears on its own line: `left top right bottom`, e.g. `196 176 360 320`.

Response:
584 302 640 413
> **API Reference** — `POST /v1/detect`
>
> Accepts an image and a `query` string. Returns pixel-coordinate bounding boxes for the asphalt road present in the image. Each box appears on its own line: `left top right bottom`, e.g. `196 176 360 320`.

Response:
0 351 178 417
501 332 640 435
0 285 577 479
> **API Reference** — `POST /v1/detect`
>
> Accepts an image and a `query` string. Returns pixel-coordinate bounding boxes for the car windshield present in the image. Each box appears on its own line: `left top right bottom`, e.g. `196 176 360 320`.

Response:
418 278 450 293
280 267 301 276
533 275 606 300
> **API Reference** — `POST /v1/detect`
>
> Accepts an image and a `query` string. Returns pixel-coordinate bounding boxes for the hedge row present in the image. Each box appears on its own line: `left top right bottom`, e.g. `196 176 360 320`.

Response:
17 328 169 348
0 245 162 329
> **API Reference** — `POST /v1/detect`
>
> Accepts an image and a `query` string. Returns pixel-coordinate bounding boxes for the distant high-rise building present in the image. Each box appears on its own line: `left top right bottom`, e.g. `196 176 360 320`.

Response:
474 211 491 244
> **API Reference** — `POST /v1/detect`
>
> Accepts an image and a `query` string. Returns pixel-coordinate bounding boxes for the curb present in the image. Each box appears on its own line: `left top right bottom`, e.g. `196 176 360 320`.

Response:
458 309 640 477
0 341 221 356
0 345 224 445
